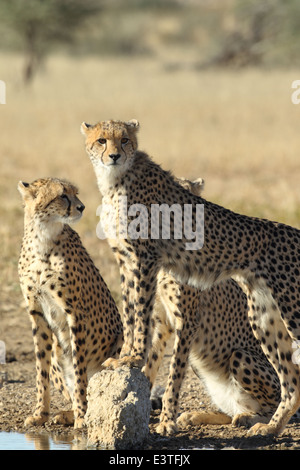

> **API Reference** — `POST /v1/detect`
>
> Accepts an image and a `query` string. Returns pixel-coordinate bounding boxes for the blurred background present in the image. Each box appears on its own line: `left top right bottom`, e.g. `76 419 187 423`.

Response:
0 0 299 343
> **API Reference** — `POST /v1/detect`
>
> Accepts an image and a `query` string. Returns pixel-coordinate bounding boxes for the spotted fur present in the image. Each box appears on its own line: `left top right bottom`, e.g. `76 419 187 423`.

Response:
18 177 123 429
142 178 282 435
82 119 300 437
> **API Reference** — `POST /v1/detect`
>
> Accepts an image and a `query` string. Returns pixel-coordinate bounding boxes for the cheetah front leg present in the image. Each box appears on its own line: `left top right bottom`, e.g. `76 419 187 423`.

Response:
103 251 137 370
144 283 200 436
66 307 88 429
118 264 135 358
102 262 136 370
25 304 53 427
177 411 232 428
124 260 159 368
50 339 74 426
105 259 159 369
142 305 173 387
157 315 199 436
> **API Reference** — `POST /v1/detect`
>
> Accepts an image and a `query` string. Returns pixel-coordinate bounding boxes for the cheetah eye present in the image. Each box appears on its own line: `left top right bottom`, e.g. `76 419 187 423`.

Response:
121 138 129 145
61 194 70 204
97 138 106 145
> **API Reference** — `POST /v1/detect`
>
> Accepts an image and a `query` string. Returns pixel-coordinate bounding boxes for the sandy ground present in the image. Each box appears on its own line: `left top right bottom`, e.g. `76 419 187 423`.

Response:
1 289 300 452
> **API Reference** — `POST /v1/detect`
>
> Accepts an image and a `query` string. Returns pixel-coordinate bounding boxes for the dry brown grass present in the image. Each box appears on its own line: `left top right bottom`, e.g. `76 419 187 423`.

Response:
1 53 300 314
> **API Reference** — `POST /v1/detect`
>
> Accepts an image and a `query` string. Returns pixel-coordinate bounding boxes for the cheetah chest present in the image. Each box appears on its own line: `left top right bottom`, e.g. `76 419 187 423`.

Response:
39 291 71 350
23 257 72 354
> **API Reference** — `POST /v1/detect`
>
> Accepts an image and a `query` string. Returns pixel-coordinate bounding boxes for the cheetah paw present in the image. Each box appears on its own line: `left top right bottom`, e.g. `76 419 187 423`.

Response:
233 412 271 428
25 414 49 427
74 417 86 429
176 412 194 428
103 355 144 369
53 410 74 426
248 422 279 436
156 420 178 436
102 357 121 369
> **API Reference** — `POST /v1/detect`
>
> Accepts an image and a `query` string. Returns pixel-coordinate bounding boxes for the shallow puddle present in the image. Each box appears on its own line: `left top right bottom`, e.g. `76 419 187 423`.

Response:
0 431 89 450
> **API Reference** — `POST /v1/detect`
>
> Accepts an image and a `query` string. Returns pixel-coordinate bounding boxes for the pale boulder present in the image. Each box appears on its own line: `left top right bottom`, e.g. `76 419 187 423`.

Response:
85 366 151 449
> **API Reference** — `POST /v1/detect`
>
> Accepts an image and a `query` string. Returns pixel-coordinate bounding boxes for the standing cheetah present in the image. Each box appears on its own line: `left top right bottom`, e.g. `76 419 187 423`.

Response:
18 177 123 429
143 177 281 436
112 175 280 436
81 119 300 437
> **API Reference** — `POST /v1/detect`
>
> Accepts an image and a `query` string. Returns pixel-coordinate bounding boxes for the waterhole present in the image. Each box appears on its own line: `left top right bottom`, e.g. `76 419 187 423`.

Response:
0 431 89 450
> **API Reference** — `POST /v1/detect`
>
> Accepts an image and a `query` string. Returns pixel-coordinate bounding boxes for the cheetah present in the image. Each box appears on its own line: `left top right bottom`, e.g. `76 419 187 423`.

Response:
143 177 283 436
148 277 283 436
18 177 123 429
81 119 300 437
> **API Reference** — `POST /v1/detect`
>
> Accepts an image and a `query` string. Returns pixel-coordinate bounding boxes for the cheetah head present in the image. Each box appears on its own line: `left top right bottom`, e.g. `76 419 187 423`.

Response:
18 178 85 229
81 119 139 186
175 177 205 197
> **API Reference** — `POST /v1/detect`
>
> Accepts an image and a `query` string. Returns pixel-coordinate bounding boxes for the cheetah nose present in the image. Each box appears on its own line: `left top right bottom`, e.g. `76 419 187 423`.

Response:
109 153 121 163
77 204 85 213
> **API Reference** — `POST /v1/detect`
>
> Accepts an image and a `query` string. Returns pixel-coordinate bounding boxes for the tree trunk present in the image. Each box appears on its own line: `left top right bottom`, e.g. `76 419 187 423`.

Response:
23 23 39 85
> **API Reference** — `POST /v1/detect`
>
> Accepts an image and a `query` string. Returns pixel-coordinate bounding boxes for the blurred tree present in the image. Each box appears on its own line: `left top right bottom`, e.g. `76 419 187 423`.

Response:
205 0 279 68
0 0 102 83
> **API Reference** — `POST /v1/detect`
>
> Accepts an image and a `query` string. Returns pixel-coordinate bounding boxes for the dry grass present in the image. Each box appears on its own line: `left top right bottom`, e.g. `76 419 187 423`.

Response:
1 53 300 313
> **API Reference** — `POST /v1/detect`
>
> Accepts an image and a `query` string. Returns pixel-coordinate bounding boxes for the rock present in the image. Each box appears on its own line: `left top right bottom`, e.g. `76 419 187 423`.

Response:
85 366 151 449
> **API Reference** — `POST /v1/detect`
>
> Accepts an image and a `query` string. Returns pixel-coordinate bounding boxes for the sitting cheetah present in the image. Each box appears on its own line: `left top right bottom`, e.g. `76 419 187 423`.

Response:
81 119 300 437
147 277 282 436
144 178 281 435
18 177 123 429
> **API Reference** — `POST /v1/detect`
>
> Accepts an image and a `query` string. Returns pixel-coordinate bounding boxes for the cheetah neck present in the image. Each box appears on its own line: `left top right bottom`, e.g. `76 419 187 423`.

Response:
24 217 65 256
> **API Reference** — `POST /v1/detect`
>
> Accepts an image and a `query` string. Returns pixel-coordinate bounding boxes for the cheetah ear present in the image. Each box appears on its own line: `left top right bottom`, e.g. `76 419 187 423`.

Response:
193 178 205 195
80 122 93 136
18 181 33 200
126 119 140 131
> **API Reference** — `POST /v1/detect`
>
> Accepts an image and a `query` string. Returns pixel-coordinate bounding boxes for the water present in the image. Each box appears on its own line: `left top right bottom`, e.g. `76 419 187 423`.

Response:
0 431 89 450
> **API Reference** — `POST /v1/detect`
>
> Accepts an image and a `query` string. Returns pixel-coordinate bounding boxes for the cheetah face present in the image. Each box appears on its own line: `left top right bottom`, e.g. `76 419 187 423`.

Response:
81 119 139 177
18 178 85 226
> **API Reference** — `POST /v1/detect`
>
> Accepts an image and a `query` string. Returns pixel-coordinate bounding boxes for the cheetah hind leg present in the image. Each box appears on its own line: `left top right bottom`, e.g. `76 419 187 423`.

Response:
229 348 280 428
